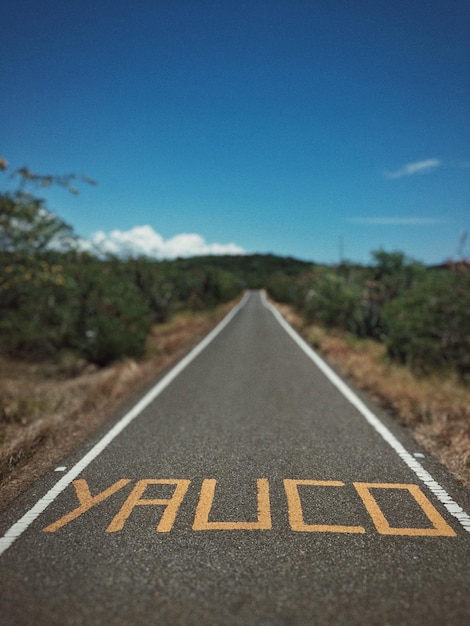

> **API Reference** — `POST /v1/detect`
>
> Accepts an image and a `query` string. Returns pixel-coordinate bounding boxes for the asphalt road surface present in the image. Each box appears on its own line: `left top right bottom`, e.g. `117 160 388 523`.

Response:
1 291 469 625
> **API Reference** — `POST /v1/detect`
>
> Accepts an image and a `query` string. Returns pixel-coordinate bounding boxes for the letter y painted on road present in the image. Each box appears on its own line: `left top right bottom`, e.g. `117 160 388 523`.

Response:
43 479 131 532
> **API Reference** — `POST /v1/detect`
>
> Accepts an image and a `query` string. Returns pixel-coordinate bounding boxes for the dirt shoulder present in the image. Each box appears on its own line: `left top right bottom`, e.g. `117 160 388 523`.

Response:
273 301 470 488
0 302 235 510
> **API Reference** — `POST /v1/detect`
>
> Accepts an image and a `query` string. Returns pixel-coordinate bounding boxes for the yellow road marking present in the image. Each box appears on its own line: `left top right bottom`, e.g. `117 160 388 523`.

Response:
284 480 366 533
43 478 457 537
193 479 272 530
106 479 190 533
43 479 130 532
353 483 457 537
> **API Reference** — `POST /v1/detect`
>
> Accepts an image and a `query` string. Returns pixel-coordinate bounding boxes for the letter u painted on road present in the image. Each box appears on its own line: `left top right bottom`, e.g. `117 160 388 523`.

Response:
193 479 272 530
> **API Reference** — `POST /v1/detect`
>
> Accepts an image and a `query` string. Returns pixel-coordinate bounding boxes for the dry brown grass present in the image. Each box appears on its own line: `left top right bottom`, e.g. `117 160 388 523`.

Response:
274 302 470 488
0 302 235 510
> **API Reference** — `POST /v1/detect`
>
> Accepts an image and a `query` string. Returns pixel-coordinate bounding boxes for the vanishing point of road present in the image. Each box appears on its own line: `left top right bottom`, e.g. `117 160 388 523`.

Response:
1 291 469 625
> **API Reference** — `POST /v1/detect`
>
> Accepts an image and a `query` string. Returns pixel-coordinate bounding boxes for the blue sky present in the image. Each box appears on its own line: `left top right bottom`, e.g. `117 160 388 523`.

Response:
1 0 469 264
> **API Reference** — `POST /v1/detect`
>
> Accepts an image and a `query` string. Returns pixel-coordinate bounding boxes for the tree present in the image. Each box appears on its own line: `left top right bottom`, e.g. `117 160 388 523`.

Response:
0 158 98 255
0 191 76 254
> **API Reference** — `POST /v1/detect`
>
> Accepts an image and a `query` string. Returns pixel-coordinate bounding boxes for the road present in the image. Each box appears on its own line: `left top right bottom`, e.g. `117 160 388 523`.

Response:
1 290 469 625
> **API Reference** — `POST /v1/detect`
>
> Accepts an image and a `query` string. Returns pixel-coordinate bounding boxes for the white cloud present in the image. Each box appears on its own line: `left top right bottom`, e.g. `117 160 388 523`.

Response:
385 159 441 179
348 217 442 225
83 225 246 259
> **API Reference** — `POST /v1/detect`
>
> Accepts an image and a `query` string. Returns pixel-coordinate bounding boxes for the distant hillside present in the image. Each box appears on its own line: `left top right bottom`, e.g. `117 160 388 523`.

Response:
173 253 313 288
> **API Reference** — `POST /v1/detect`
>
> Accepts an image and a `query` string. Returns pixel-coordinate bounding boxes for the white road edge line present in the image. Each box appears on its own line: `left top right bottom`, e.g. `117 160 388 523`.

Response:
261 291 470 533
0 292 251 557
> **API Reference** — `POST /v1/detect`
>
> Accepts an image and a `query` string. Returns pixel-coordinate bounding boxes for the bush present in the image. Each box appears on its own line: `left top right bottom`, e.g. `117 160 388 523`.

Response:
69 258 152 366
0 252 79 357
303 271 362 332
382 269 470 378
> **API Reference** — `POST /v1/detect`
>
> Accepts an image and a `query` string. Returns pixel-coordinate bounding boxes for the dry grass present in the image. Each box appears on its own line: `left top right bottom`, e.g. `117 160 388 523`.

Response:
0 302 235 510
274 302 470 488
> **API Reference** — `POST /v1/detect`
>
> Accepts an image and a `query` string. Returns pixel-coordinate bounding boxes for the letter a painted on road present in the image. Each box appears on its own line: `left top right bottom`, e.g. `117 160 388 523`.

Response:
107 479 190 533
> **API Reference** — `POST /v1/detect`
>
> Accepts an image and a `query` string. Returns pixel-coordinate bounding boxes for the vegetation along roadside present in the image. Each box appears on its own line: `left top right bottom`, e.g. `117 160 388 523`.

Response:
0 302 238 510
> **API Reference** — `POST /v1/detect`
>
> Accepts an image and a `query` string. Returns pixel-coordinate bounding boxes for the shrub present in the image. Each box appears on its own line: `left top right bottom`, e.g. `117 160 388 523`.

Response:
0 252 79 357
303 271 362 332
70 259 152 366
382 269 470 378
